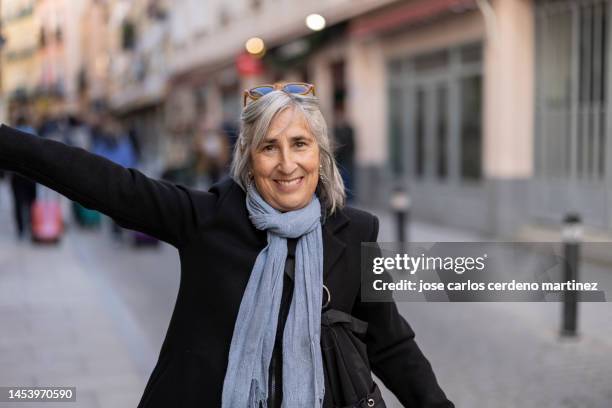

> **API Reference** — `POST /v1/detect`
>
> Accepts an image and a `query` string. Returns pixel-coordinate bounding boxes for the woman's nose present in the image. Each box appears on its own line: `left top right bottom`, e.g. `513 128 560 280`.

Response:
278 148 298 174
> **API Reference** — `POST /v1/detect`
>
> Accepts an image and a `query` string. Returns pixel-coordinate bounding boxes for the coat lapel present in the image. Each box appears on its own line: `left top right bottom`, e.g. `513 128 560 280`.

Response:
322 210 349 281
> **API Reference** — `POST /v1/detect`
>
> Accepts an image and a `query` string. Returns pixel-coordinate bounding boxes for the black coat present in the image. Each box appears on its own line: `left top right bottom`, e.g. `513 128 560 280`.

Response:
0 124 453 407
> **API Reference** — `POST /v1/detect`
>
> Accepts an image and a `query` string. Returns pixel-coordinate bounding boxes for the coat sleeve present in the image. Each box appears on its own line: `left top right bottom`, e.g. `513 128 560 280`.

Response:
351 215 454 407
0 124 211 247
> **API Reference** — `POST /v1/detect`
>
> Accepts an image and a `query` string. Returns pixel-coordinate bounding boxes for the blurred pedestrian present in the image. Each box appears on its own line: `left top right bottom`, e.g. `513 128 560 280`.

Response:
65 115 92 151
92 115 137 168
127 125 142 163
198 121 229 184
333 105 356 202
10 115 38 239
161 144 195 186
93 114 138 239
38 114 70 142
221 117 239 153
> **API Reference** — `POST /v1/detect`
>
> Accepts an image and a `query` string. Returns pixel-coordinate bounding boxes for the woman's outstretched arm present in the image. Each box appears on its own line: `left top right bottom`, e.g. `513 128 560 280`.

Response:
0 124 211 247
352 216 454 407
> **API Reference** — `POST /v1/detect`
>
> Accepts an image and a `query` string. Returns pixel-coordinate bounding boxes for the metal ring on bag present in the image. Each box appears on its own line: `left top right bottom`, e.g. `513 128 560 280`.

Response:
367 398 375 407
322 284 331 309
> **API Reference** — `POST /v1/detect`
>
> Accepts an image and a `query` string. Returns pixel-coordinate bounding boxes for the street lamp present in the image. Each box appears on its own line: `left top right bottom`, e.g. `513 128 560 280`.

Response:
245 37 265 56
305 14 326 31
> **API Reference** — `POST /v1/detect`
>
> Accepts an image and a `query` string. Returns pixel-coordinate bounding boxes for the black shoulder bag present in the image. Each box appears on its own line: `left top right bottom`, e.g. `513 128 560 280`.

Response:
321 285 387 408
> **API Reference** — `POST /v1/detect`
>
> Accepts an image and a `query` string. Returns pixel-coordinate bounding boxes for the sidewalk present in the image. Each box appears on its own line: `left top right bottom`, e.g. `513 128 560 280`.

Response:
0 181 177 408
0 230 143 407
366 206 484 242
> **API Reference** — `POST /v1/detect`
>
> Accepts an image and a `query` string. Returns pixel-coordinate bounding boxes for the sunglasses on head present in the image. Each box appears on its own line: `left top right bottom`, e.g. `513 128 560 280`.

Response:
243 82 316 107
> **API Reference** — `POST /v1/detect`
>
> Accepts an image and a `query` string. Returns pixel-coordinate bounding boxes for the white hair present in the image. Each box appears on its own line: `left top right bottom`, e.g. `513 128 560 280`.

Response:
230 90 346 215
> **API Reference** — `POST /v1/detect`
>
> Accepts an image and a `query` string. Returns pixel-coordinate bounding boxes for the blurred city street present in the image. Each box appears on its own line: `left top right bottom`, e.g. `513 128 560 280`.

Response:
1 0 612 407
1 180 611 408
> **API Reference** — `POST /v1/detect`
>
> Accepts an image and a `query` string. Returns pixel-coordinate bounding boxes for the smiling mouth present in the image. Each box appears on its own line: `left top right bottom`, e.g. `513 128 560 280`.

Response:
274 177 304 189
275 177 303 185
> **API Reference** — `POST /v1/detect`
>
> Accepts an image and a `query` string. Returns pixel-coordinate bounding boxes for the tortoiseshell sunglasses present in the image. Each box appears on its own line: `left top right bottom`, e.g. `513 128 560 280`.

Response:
243 82 316 107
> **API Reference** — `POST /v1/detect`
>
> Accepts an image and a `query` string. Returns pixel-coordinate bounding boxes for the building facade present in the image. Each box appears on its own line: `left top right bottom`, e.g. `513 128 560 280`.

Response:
352 0 535 237
36 0 87 113
79 0 113 108
1 0 39 113
1 0 610 236
358 0 612 236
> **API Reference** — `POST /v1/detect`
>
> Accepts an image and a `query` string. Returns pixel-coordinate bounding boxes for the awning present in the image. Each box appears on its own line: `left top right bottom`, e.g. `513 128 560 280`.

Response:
350 0 477 38
264 22 348 71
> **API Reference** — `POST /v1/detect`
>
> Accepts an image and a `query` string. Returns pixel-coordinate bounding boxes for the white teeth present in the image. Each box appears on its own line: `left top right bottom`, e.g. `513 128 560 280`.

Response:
276 178 302 185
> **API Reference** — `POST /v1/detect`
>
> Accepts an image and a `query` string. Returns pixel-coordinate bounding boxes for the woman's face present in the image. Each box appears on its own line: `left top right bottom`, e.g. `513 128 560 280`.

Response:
250 108 320 212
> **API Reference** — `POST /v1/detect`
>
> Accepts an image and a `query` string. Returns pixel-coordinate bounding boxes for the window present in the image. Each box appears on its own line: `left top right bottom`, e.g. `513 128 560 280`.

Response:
39 27 46 48
388 42 483 182
415 88 426 178
460 76 482 179
414 50 449 73
437 86 448 179
122 20 137 50
389 87 404 176
535 0 609 180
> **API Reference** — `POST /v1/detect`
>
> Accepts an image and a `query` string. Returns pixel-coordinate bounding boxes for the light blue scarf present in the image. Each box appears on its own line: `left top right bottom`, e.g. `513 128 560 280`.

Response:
221 185 325 407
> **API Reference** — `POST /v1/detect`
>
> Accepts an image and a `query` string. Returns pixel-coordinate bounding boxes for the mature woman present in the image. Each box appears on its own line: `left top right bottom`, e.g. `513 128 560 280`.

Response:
0 83 453 408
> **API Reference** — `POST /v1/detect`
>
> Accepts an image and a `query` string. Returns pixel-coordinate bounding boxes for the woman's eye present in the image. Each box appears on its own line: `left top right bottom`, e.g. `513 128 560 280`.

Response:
295 141 307 148
263 145 276 152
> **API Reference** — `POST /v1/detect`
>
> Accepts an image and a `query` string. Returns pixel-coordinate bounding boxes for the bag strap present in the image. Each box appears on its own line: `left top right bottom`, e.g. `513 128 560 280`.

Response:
321 308 368 335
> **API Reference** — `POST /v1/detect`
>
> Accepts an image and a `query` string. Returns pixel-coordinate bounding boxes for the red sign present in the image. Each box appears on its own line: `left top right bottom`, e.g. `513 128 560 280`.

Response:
236 52 264 77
